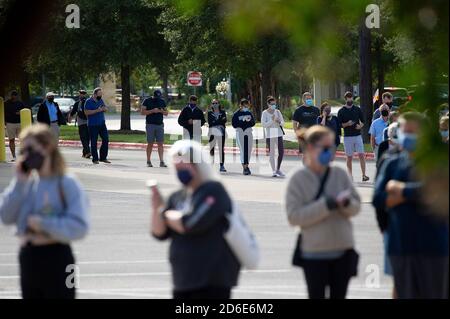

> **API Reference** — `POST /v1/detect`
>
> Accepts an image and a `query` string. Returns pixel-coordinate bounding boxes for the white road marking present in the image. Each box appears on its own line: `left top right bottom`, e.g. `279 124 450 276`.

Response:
0 259 168 267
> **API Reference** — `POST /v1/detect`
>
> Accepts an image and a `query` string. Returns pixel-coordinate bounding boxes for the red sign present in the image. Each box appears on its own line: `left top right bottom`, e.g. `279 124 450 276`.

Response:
187 71 202 87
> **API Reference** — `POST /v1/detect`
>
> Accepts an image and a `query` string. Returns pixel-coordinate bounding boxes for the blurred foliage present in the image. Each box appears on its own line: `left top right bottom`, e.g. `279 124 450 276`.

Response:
171 0 448 213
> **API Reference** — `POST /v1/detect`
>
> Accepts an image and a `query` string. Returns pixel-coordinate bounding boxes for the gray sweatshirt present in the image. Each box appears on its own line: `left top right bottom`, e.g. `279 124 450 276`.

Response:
0 175 90 243
285 164 361 253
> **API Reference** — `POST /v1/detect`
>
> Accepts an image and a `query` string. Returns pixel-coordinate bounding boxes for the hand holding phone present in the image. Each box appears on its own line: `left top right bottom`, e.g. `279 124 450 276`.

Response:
336 189 352 208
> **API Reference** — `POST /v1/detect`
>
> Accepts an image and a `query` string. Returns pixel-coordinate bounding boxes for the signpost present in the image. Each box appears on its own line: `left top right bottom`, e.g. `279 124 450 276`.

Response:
187 71 202 95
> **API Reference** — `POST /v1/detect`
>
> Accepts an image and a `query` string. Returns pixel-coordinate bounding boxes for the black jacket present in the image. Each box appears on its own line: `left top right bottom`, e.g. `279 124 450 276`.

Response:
178 105 206 137
154 181 240 291
374 145 402 232
207 110 227 127
69 99 87 120
37 102 65 126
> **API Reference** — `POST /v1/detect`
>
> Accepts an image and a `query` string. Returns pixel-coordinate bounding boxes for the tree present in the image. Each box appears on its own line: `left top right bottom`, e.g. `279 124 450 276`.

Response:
358 20 373 142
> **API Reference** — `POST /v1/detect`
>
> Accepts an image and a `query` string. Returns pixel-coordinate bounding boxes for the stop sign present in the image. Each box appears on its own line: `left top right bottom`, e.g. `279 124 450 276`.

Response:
187 71 202 86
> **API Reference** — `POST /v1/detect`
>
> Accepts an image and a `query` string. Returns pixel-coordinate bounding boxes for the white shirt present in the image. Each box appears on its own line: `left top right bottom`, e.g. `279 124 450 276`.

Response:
261 109 285 138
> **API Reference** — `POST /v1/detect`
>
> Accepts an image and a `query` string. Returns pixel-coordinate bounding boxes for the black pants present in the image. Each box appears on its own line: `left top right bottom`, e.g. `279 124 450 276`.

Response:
209 134 226 165
78 124 91 156
89 124 109 162
302 254 353 299
19 243 76 299
173 286 231 299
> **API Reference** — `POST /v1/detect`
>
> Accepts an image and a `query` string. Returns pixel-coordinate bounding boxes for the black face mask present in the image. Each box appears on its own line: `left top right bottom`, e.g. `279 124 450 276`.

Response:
96 96 102 101
47 98 54 103
381 110 389 117
386 102 393 107
346 101 353 106
21 149 45 173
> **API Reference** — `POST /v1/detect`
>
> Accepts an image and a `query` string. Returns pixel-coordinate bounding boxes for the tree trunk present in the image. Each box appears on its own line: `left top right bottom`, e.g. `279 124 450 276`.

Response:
358 21 373 143
375 37 385 112
161 70 169 103
120 63 131 131
19 68 30 105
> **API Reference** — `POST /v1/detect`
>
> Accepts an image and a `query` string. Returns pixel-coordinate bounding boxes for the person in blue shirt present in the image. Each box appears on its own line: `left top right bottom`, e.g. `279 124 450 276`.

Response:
37 92 64 142
372 112 449 299
84 88 110 164
232 99 255 175
369 104 390 159
0 124 89 299
141 90 168 168
373 92 394 120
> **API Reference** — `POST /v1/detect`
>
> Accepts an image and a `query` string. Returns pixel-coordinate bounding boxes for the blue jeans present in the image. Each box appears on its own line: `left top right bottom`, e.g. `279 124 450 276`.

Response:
89 124 109 162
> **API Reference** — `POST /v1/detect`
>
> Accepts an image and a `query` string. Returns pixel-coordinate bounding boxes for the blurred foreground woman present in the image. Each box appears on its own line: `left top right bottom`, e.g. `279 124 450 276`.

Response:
150 140 241 299
0 124 90 299
285 125 361 299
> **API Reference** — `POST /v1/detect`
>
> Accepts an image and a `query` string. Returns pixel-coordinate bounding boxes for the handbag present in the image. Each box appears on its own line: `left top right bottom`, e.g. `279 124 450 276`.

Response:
224 201 260 270
292 167 331 267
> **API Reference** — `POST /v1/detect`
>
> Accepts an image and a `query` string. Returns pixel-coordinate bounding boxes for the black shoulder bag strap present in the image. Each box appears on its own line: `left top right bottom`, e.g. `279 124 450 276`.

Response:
315 167 331 200
292 166 331 267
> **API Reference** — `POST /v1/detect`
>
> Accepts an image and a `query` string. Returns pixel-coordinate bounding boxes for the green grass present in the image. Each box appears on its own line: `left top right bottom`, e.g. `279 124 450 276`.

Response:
254 121 294 129
60 125 373 152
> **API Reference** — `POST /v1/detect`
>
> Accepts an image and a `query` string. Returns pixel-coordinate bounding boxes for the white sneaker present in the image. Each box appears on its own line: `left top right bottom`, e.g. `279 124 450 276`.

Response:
272 172 278 177
276 170 285 177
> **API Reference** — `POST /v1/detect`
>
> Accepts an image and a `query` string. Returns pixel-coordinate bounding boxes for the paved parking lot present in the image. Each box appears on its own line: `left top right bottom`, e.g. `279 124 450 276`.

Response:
0 147 392 299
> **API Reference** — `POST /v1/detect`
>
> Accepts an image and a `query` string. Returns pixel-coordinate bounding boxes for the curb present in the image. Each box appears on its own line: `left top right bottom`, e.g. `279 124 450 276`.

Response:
57 140 375 160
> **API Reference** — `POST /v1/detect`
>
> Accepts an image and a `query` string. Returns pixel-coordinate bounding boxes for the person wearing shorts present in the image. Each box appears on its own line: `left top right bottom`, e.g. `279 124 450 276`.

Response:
4 91 26 161
141 90 168 168
338 92 369 182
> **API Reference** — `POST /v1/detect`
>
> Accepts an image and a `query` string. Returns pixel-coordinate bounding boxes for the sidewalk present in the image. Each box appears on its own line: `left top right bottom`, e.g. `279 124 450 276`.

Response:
57 139 375 160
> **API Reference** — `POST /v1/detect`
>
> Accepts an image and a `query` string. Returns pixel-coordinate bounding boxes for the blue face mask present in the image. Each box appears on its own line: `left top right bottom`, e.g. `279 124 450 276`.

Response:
398 131 418 152
305 99 314 107
441 130 449 139
189 103 197 109
242 107 249 112
318 148 333 166
270 104 277 110
177 169 193 186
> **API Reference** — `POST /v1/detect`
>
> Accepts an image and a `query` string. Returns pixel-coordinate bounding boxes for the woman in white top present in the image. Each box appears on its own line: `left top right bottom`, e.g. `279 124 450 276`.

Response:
261 96 285 177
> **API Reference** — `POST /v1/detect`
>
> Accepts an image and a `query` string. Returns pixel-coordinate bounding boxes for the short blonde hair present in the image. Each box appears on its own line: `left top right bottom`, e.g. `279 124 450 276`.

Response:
19 124 66 176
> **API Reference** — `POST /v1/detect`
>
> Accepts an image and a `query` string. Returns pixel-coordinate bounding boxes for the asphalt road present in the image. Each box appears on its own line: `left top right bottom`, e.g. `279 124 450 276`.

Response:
0 146 391 299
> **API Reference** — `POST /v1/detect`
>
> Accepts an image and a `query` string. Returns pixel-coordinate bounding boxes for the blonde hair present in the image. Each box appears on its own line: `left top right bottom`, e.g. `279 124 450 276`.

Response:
19 124 66 176
297 125 334 151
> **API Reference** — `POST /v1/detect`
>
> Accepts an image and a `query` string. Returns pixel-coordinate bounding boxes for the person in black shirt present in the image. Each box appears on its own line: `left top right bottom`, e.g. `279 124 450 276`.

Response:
337 92 369 182
207 99 227 172
69 90 91 158
151 140 240 299
292 92 320 131
292 92 320 154
4 90 27 160
141 90 169 167
178 95 206 142
317 102 341 148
